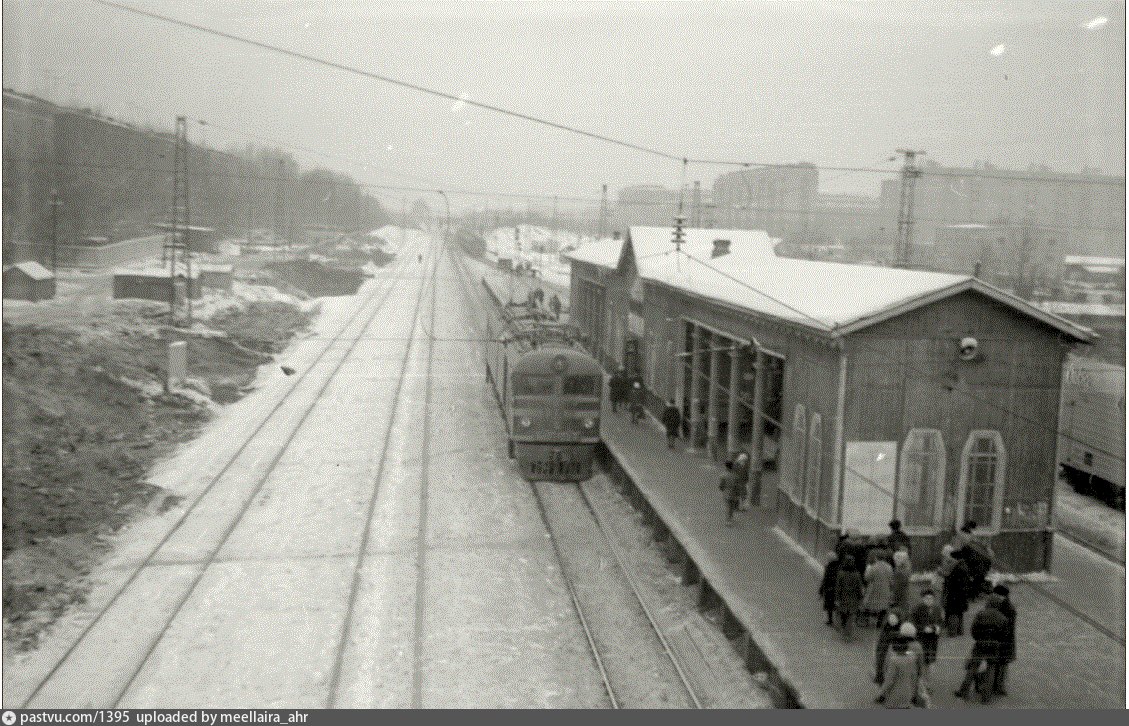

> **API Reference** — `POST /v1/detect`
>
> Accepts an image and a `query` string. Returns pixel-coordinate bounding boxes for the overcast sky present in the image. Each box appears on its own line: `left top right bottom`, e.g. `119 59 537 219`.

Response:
3 0 1125 211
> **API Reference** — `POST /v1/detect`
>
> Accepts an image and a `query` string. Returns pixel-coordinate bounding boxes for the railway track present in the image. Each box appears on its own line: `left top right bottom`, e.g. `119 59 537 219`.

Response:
16 239 431 708
324 238 439 707
530 481 703 709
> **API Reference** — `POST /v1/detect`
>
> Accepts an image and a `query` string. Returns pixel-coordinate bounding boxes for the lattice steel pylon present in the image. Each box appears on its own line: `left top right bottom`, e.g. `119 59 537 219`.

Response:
894 148 925 268
164 115 192 325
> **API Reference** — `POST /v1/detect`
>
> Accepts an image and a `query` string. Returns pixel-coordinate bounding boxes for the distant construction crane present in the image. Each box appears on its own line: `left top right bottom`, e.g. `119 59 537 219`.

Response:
894 148 925 268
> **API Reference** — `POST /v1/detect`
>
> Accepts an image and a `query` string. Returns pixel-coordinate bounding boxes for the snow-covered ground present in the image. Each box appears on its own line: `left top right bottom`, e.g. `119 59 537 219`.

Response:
482 225 611 288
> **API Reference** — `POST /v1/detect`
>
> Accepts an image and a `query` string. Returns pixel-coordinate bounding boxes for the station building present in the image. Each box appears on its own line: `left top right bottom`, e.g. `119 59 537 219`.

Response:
565 227 1096 572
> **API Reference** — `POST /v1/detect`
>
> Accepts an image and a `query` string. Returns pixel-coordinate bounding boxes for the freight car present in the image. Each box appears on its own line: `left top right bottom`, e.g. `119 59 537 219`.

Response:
1058 353 1126 509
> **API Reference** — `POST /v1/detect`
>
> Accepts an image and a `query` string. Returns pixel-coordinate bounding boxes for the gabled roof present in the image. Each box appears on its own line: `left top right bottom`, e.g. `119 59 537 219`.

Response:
4 261 54 280
620 227 1093 342
562 237 624 270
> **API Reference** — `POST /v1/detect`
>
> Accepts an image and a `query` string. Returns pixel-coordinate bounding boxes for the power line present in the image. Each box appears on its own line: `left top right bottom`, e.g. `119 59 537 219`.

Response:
91 1 1126 188
675 251 1125 464
8 156 1124 236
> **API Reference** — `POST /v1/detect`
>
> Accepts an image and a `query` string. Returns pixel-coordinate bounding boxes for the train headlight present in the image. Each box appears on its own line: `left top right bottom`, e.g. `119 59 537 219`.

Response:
582 417 597 429
519 416 532 428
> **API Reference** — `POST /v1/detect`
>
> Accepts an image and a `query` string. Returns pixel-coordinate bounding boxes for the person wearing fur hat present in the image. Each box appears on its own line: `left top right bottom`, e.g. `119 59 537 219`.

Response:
954 594 1009 703
992 584 1017 696
944 549 973 636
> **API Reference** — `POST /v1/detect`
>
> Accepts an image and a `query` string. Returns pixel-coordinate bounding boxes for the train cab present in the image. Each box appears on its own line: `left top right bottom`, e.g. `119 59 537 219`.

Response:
508 348 602 482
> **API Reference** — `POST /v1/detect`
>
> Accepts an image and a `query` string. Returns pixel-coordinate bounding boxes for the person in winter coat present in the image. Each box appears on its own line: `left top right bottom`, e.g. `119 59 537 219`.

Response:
911 589 944 678
818 551 841 626
875 636 920 709
608 369 626 413
886 519 912 556
874 608 906 684
861 550 894 628
719 461 745 526
661 400 682 448
628 380 645 424
992 585 1017 696
944 550 973 636
834 554 865 642
955 522 994 599
549 293 561 319
890 549 915 612
954 595 1010 703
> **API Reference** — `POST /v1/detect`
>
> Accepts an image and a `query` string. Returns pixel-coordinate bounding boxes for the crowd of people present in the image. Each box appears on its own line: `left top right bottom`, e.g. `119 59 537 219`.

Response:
819 520 1019 707
605 370 1020 709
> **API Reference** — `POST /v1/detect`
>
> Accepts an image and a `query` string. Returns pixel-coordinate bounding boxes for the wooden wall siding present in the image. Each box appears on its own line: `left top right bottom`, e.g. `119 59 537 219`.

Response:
844 290 1069 538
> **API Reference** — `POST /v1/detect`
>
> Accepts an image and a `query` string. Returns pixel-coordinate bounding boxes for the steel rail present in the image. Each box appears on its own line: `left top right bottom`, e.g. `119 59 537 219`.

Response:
17 244 421 709
528 486 619 709
104 241 433 707
323 239 439 706
575 483 705 709
410 234 441 708
451 253 619 706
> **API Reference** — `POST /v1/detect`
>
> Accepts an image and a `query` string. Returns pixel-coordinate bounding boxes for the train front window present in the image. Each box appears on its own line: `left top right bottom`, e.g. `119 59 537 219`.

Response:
563 375 599 396
514 374 554 396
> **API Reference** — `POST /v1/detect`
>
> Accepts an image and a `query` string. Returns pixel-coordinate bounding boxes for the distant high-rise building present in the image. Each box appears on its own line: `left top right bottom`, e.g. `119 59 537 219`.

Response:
879 160 1126 259
711 163 818 242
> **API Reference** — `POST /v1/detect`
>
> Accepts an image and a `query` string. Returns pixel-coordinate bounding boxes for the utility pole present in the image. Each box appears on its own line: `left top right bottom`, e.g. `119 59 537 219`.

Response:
275 158 286 257
894 149 925 268
691 181 702 227
597 183 609 239
165 115 191 325
49 189 62 273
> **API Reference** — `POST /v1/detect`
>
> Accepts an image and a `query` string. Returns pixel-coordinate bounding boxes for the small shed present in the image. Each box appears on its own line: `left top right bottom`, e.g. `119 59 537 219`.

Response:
3 261 56 302
113 268 202 302
199 264 234 292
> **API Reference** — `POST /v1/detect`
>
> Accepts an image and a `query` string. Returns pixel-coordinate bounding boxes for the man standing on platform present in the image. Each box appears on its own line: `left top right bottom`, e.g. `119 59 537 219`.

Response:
661 399 682 448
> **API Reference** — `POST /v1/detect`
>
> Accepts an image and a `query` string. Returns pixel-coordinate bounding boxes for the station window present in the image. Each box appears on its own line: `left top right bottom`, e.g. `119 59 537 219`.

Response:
562 375 599 396
513 374 554 396
958 431 1006 532
897 429 946 530
788 404 807 503
804 414 823 517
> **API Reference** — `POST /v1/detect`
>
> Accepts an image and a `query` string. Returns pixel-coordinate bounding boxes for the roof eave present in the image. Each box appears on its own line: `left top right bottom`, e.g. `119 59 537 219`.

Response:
835 277 1096 342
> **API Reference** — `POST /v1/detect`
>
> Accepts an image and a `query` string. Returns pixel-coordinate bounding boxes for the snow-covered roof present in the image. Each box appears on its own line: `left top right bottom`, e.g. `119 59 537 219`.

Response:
1064 255 1125 268
1037 301 1126 318
4 261 54 280
623 227 1093 341
562 237 624 270
114 266 200 278
1083 265 1122 275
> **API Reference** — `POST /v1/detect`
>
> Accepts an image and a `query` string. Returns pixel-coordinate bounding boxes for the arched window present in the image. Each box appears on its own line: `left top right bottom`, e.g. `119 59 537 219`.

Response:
897 429 946 530
789 404 806 502
804 414 823 516
958 431 1006 533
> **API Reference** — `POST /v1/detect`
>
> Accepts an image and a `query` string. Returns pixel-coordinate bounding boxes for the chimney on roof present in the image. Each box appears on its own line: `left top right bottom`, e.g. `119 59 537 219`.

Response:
612 230 621 240
711 239 732 259
974 261 982 278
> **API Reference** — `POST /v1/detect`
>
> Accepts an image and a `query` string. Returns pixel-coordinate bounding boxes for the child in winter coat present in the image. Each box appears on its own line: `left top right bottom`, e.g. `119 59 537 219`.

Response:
911 589 944 683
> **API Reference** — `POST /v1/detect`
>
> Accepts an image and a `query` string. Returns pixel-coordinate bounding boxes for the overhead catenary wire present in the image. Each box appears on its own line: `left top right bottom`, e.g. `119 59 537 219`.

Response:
674 251 1126 465
91 0 1125 188
9 155 1124 236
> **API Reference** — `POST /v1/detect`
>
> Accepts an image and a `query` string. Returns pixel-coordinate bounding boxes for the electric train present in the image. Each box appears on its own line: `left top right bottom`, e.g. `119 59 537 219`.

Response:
483 288 602 482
